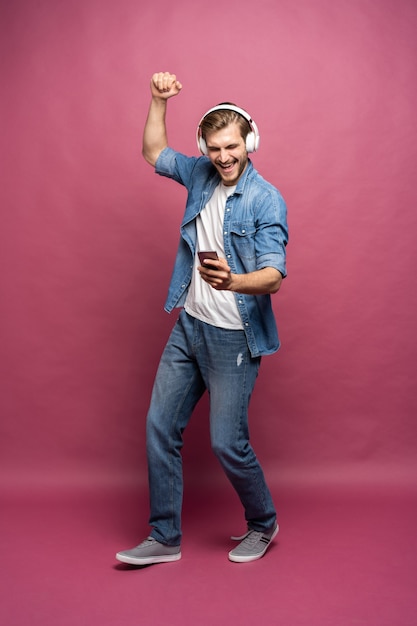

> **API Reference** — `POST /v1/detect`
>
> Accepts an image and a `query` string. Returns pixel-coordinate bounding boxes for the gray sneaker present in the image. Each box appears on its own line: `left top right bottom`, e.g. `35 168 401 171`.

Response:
116 537 181 565
228 522 279 563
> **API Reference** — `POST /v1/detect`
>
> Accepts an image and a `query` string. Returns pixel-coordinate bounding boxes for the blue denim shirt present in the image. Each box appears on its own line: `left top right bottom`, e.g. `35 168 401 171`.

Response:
155 147 288 357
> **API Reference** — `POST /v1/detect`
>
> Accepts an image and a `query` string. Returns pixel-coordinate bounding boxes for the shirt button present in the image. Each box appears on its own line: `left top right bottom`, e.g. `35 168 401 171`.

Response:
241 229 246 234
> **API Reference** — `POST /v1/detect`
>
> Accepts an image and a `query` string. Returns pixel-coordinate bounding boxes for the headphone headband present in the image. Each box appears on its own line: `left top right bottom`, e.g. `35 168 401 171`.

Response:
196 104 260 155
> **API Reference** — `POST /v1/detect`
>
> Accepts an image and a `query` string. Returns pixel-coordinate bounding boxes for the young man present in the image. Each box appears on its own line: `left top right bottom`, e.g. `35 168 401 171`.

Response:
116 72 288 565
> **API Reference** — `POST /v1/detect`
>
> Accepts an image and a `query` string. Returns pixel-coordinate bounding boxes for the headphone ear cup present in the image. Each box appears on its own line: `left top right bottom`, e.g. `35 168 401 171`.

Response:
199 136 208 155
245 132 256 153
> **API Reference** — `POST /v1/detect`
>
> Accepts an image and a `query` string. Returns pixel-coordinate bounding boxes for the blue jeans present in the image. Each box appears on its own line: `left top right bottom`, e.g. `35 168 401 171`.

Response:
146 310 277 546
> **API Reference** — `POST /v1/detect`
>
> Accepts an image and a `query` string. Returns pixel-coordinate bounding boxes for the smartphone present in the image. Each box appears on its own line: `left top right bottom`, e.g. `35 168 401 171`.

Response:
198 250 219 269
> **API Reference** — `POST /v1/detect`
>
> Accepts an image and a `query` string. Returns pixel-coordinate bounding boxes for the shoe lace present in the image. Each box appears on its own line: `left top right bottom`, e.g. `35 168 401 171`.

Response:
231 529 263 546
138 537 157 548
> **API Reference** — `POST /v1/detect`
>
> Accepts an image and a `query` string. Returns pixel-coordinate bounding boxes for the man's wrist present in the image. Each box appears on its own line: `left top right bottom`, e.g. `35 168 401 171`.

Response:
151 95 168 106
228 273 239 292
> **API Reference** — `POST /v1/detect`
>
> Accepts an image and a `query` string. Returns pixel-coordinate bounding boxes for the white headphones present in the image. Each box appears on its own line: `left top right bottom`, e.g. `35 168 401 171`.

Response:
196 104 260 155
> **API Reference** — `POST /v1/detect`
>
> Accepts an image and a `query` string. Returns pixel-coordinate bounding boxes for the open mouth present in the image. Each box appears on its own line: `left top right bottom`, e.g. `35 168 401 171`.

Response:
218 161 235 173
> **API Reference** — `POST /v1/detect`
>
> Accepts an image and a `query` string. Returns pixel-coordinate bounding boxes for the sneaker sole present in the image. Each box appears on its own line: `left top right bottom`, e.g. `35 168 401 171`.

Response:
115 551 181 565
228 524 279 563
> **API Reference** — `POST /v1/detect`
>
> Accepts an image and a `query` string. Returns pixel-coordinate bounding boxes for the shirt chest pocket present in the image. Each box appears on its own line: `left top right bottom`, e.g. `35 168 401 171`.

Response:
229 222 256 260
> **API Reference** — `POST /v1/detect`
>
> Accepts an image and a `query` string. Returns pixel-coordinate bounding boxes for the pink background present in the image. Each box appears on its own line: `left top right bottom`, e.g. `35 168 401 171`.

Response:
1 0 416 490
1 0 416 624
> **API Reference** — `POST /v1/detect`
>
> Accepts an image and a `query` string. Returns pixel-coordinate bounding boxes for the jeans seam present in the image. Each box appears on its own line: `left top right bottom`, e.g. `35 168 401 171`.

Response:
167 367 203 542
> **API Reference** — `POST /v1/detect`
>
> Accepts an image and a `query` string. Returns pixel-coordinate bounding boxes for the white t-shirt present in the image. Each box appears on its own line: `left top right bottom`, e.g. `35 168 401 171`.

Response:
184 182 243 330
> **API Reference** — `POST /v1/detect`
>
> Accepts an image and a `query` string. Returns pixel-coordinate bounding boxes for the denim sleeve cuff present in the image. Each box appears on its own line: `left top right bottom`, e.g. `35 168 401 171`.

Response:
257 254 287 278
155 147 177 176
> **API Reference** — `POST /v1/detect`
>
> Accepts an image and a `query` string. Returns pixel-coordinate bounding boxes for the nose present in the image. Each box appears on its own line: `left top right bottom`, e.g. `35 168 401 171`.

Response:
218 148 229 162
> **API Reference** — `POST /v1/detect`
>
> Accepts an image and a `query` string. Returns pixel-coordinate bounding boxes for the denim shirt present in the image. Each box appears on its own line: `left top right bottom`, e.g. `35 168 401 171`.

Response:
155 147 288 357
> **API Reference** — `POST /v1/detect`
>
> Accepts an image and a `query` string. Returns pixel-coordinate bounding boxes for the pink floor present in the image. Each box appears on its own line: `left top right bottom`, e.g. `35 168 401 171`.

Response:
1 481 416 626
